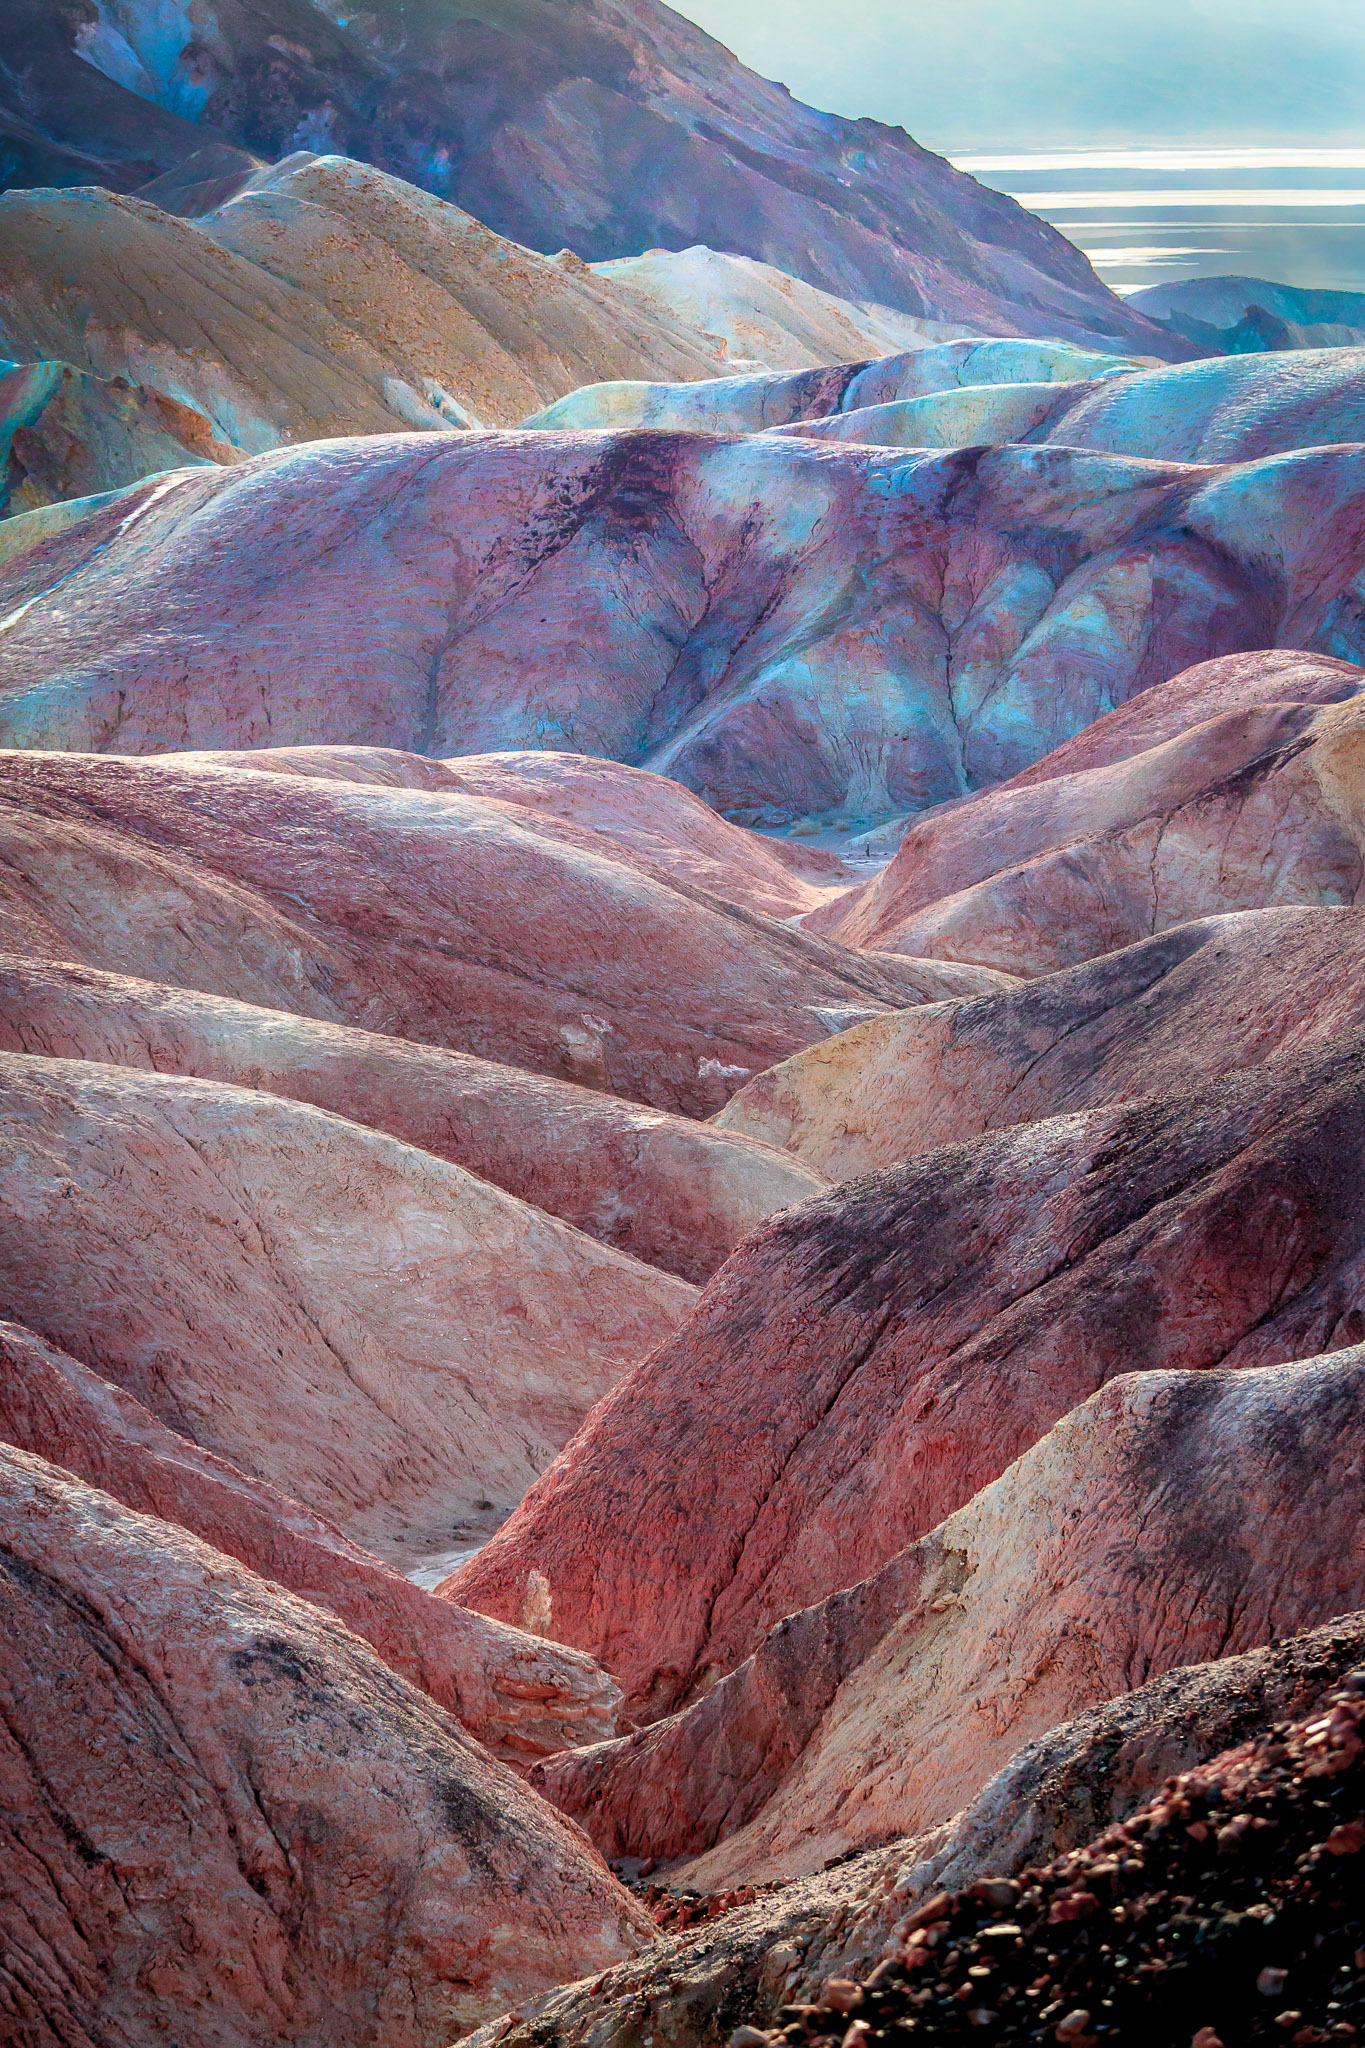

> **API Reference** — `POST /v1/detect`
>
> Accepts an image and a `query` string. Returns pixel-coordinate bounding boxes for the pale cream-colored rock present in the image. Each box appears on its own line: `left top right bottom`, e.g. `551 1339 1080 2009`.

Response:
0 1052 694 1565
716 905 1365 1181
198 154 725 428
591 245 967 373
0 1444 656 2046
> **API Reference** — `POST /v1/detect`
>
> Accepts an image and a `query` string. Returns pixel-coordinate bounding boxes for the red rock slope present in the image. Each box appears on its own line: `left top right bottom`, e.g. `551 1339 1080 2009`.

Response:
0 751 932 1116
536 1345 1365 1888
0 955 824 1282
0 1318 620 1766
0 1052 693 1571
448 1035 1365 1714
0 1443 655 2047
817 660 1365 974
471 1615 1365 2048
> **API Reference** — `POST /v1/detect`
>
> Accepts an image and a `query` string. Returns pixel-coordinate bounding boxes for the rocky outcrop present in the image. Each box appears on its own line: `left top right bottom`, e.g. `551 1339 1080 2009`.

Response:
194 152 725 426
0 1318 622 1765
448 1035 1365 1714
0 955 825 1281
0 166 725 460
698 1674 1365 2048
818 678 1365 975
535 1347 1365 1887
522 337 1140 431
0 357 240 513
591 247 965 374
718 905 1365 1181
0 0 1182 354
470 1615 1365 2048
0 1443 656 2047
0 1051 693 1568
770 346 1365 466
6 434 1365 824
0 751 931 1116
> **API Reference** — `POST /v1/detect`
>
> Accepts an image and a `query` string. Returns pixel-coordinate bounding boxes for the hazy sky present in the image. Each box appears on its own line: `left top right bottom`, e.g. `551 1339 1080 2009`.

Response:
670 1 1365 152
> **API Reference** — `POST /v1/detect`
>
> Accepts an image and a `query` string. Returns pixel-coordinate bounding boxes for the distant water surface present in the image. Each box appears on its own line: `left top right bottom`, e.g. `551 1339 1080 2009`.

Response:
952 149 1365 296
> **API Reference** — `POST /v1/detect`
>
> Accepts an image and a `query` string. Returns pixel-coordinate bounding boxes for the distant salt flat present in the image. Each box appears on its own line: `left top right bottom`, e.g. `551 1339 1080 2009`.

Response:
952 147 1365 295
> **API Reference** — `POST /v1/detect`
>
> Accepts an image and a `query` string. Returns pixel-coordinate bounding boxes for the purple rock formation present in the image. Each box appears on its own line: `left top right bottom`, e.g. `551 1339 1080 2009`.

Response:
5 432 1365 825
0 0 1182 354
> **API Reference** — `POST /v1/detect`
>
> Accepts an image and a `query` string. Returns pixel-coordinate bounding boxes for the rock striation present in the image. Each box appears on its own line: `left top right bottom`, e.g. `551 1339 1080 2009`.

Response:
0 1317 622 1765
449 1035 1365 1715
0 1050 693 1568
469 1615 1365 2048
815 656 1365 973
0 750 932 1115
0 955 826 1282
535 1347 1365 1888
720 905 1365 1182
0 1443 655 2047
0 0 1180 354
7 434 1365 825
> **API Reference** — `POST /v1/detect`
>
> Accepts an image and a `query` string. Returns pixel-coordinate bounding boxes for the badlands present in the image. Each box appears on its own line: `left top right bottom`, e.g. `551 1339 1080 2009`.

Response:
2 5 1365 2048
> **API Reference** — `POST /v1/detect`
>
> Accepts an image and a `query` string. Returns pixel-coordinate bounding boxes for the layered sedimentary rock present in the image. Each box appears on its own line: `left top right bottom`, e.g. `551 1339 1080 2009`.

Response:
0 1444 655 2048
449 1036 1365 1713
591 246 963 373
5 433 1365 825
0 1051 693 1566
818 669 1365 974
0 168 725 460
472 1615 1365 2048
522 337 1139 431
0 357 240 513
0 956 825 1281
720 906 1365 1181
0 0 1180 353
0 751 929 1115
195 153 725 425
0 1318 621 1764
537 1348 1365 1887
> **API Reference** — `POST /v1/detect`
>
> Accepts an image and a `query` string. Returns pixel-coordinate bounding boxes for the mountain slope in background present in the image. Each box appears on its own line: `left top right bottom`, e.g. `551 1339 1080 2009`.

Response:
0 0 1182 353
